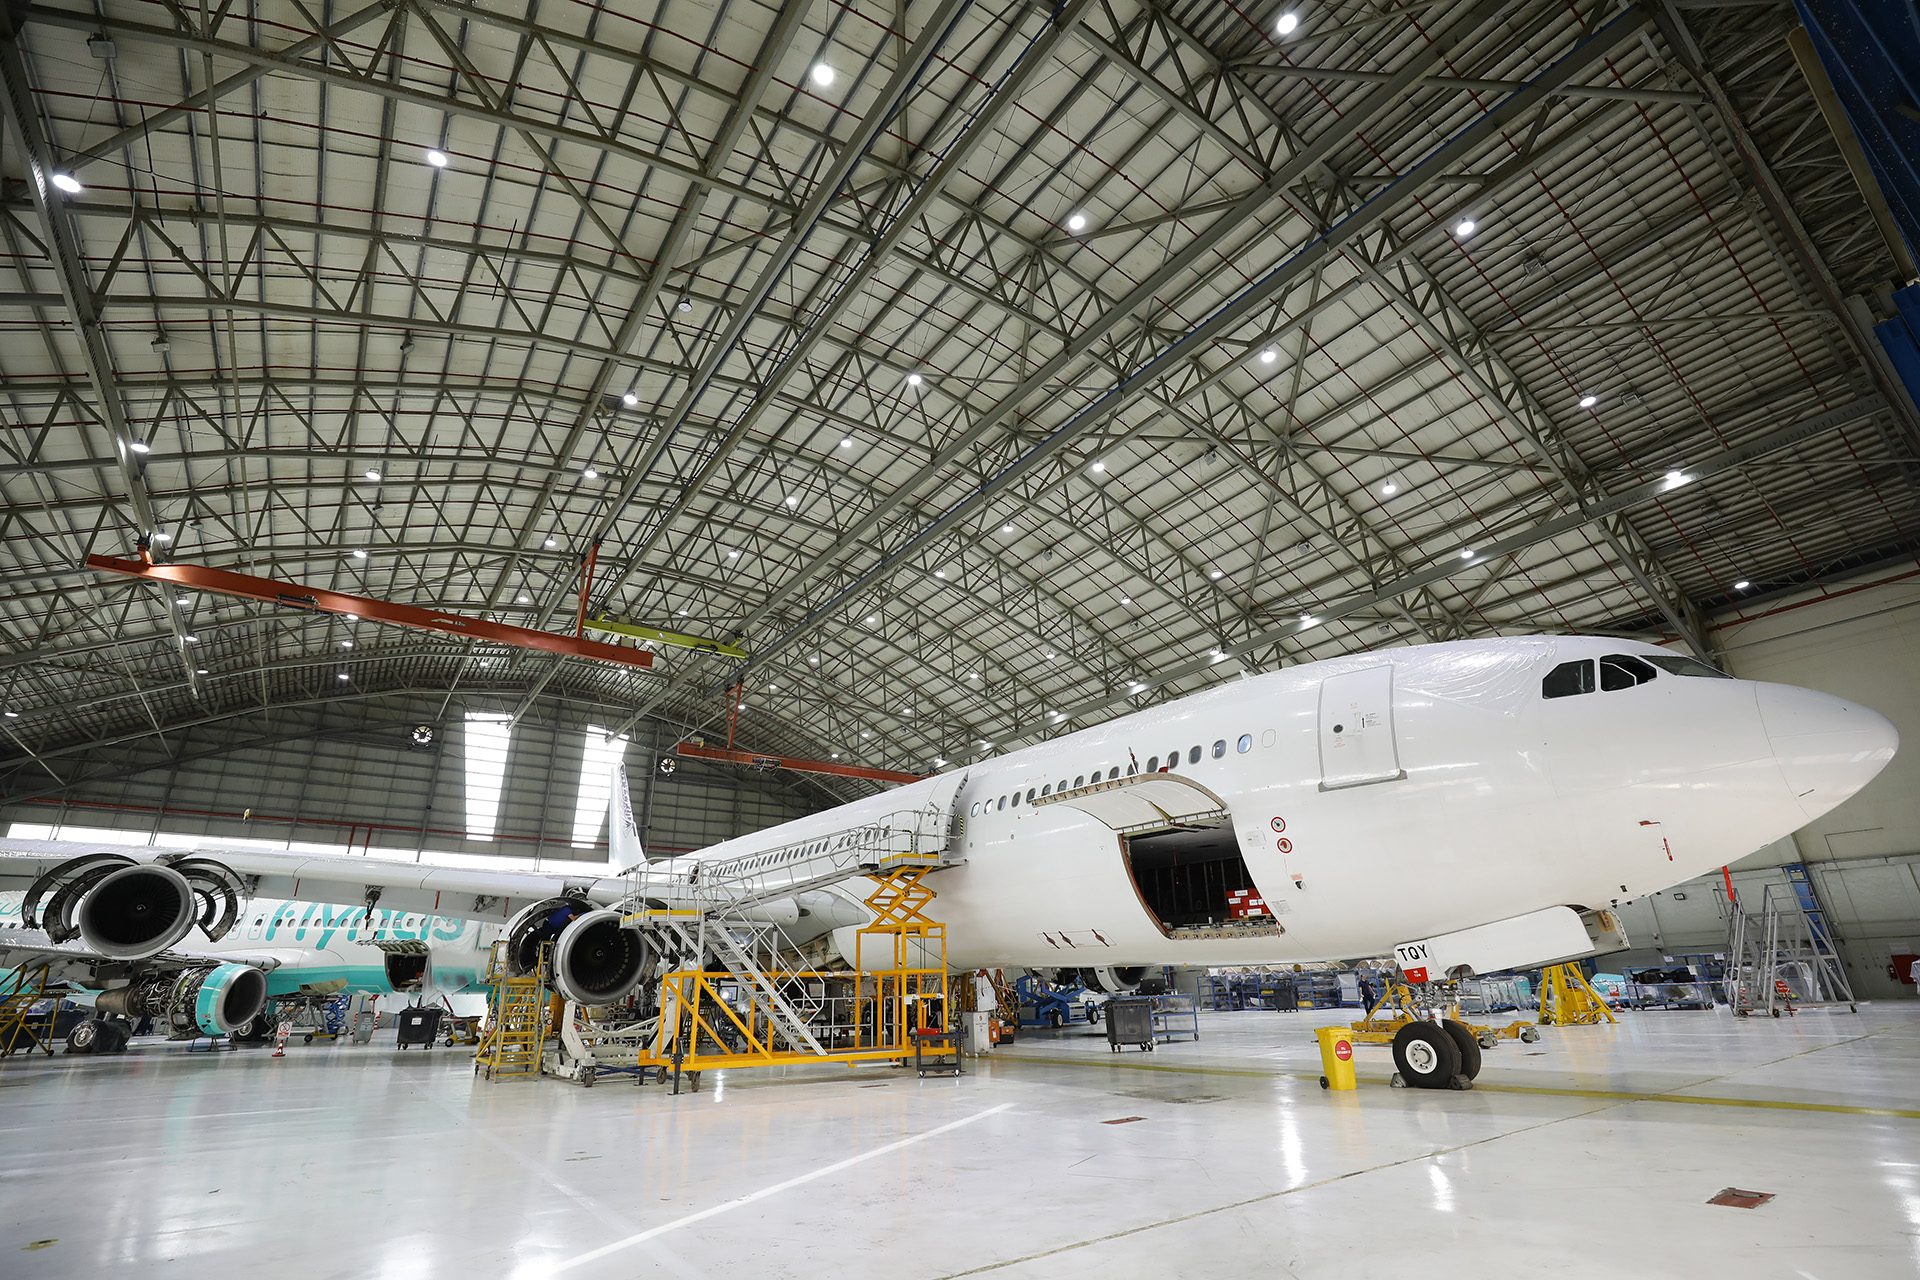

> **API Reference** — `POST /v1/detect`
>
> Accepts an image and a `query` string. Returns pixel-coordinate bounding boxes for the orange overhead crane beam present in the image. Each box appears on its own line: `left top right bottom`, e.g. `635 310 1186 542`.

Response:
85 555 655 672
673 740 924 785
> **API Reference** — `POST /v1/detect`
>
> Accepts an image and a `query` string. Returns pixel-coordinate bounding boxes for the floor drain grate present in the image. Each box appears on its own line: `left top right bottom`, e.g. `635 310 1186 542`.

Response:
1707 1188 1774 1209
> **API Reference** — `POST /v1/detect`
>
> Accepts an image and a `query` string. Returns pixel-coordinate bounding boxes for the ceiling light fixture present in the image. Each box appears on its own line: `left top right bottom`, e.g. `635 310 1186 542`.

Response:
517 594 530 604
933 569 947 579
1664 469 1690 490
364 467 382 481
1381 481 1398 496
1209 568 1223 579
1275 11 1300 36
425 149 449 168
621 391 639 407
676 298 693 313
784 495 799 507
544 537 557 548
195 668 208 676
128 438 151 454
1733 580 1751 590
184 634 199 644
906 372 923 387
583 466 599 480
1460 548 1476 560
1259 348 1277 364
1066 211 1087 232
337 671 350 681
1089 460 1106 473
340 640 354 649
50 172 82 194
1578 393 1598 409
839 437 854 448
810 62 834 87
728 549 740 558
352 548 368 559
865 614 878 625
151 530 171 543
1453 217 1477 238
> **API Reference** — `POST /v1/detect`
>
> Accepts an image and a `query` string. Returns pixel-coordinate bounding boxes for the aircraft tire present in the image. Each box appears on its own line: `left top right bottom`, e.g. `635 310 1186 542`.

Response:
1391 1022 1461 1090
1440 1019 1483 1080
65 1019 101 1054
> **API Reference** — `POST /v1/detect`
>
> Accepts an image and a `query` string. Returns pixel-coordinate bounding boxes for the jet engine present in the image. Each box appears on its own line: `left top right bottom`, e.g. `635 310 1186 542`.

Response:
503 898 652 1005
24 851 247 960
550 909 652 1006
1071 966 1149 994
76 864 199 959
95 962 269 1038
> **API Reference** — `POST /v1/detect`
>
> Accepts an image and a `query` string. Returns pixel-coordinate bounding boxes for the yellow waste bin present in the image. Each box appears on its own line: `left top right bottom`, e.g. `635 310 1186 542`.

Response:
1316 1025 1357 1091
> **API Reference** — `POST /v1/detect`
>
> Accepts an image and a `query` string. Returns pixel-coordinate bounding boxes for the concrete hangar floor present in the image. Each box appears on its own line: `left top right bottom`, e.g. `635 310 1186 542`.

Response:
3 1006 1917 1279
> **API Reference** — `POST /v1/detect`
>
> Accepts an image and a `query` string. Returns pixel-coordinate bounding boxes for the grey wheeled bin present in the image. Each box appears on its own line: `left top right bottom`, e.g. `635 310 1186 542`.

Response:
1105 997 1156 1052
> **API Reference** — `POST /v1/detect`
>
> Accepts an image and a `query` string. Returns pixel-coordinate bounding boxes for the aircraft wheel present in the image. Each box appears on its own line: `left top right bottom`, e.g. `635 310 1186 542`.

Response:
1440 1019 1483 1080
66 1019 102 1055
1391 1022 1462 1090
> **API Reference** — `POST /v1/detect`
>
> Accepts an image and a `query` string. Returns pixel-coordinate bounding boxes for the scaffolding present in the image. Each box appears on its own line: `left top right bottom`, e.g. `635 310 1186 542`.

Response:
0 962 56 1059
1724 879 1857 1017
618 790 964 1084
474 940 550 1081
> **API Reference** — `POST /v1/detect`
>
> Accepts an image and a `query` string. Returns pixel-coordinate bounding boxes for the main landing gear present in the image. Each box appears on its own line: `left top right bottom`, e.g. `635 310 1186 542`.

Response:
1389 1018 1483 1091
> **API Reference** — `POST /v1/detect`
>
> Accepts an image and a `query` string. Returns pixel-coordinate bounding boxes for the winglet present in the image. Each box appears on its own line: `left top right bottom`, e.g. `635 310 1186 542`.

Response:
609 761 645 873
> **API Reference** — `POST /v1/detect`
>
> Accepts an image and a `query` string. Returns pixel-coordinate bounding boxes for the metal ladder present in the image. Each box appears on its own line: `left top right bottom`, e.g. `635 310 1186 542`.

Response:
1724 879 1857 1016
0 961 56 1059
474 940 550 1080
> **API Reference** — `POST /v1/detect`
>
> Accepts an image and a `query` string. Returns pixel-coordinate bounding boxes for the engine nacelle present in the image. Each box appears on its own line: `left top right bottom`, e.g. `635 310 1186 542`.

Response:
502 895 593 976
96 962 268 1038
551 910 652 1006
76 864 199 960
1076 966 1149 994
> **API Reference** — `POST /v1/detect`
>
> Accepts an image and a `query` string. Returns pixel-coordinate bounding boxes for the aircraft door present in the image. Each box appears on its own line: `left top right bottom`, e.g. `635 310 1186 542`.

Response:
1318 665 1405 790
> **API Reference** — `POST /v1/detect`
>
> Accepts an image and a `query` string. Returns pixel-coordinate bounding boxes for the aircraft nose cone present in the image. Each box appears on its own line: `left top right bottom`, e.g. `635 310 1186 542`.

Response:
1756 683 1899 820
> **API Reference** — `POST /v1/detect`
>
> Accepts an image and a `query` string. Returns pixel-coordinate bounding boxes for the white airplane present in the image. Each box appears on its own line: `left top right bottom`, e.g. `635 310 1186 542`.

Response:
0 636 1897 1084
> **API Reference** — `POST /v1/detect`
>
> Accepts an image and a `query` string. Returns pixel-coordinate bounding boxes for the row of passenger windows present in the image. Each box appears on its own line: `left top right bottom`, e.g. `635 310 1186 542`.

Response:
968 733 1257 817
1541 652 1729 699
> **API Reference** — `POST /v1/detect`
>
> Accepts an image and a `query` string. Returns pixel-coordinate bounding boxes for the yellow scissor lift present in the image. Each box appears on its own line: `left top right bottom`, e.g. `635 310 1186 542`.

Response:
629 853 954 1091
1349 977 1541 1049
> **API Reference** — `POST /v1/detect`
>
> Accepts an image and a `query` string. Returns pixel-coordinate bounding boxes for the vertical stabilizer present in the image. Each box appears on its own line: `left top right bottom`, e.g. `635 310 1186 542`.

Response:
609 762 645 872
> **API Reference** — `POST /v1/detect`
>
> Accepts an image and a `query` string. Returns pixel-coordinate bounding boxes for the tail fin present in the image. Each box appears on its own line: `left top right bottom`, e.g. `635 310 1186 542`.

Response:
609 761 645 872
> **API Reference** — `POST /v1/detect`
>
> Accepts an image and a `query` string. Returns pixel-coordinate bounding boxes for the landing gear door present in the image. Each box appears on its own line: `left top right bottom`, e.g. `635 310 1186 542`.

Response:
1318 665 1405 791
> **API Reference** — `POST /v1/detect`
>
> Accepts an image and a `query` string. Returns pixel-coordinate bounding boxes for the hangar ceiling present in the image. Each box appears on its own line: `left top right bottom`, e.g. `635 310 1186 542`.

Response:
3 0 1917 808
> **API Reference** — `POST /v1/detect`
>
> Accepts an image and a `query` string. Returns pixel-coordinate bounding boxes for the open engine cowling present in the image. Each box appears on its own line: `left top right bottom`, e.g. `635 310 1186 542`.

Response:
96 962 269 1038
503 895 593 976
76 864 199 960
551 910 652 1006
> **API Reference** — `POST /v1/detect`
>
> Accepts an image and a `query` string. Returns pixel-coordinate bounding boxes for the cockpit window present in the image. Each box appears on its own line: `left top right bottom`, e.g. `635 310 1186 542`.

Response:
1645 655 1731 680
1599 654 1658 691
1542 659 1594 699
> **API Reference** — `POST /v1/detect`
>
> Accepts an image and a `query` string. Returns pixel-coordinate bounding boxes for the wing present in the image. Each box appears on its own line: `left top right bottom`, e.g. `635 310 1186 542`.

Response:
0 926 291 985
0 838 630 924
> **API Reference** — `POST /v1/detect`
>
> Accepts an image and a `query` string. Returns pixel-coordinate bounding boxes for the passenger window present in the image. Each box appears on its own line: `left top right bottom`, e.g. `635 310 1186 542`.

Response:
1646 654 1731 679
1074 775 1084 789
1041 784 1052 797
1146 756 1158 772
1542 659 1595 698
1237 734 1251 754
1057 779 1067 793
1600 654 1658 691
1026 788 1036 803
1212 740 1226 759
1165 753 1179 772
1011 791 1020 808
1188 745 1202 765
1108 767 1120 780
1261 729 1276 747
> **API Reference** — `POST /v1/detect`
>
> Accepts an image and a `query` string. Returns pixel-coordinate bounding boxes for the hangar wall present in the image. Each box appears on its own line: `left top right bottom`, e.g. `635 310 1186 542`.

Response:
0 693 820 863
1615 567 1920 998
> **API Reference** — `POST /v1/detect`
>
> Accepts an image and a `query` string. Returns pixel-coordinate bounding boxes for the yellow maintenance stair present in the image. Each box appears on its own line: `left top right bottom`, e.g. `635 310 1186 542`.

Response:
474 940 550 1081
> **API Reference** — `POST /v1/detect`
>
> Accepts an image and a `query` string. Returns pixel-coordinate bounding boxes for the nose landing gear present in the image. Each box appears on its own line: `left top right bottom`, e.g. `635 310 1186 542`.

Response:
1389 1020 1477 1090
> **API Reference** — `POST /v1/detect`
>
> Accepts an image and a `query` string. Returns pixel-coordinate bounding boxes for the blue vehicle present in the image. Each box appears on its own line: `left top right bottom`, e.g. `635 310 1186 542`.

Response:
1015 974 1104 1028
